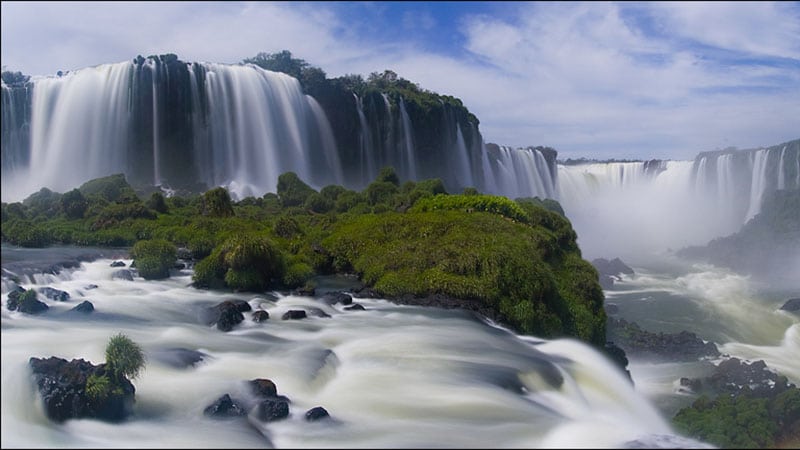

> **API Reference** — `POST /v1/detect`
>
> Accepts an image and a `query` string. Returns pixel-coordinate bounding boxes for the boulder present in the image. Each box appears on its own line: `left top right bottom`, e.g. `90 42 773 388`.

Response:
111 269 134 281
200 300 252 332
6 286 26 311
150 348 207 369
320 292 352 306
110 261 126 267
779 298 800 313
252 310 270 322
305 406 330 422
70 301 95 314
344 303 366 311
248 379 278 398
204 394 246 419
39 287 70 302
28 356 135 423
282 310 307 320
252 398 289 423
606 317 720 362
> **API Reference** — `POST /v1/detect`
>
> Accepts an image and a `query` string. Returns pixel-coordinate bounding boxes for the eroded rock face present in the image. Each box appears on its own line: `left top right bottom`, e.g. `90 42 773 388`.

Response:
780 298 800 313
607 317 720 362
28 356 135 423
200 300 252 331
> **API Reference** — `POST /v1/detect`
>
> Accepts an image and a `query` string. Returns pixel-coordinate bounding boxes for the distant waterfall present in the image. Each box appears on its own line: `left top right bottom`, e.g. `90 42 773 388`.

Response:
482 144 557 199
0 60 345 201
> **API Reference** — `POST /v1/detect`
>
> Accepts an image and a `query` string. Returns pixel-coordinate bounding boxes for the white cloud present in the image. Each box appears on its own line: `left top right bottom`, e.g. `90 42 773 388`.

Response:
1 1 798 160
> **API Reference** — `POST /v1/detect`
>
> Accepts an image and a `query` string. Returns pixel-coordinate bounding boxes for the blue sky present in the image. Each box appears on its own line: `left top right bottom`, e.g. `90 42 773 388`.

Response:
2 1 799 160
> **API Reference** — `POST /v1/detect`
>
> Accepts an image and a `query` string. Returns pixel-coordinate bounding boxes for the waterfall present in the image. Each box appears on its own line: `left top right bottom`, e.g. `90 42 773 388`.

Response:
777 146 786 190
397 98 418 181
744 149 770 221
454 124 474 189
483 145 557 200
354 93 375 188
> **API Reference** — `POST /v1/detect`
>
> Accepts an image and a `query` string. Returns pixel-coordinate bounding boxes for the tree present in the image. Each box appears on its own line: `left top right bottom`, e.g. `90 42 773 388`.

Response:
243 50 308 80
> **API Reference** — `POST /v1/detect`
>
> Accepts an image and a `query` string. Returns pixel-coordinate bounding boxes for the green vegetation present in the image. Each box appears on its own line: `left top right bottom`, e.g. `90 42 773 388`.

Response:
105 333 146 381
85 373 112 401
131 239 177 280
673 390 800 448
1 169 606 346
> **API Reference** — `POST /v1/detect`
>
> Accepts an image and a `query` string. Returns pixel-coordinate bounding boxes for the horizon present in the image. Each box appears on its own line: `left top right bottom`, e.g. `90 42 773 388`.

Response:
2 1 799 160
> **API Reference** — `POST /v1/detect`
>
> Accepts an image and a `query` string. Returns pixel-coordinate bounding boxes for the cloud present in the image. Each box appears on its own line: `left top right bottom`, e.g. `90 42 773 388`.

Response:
1 1 798 160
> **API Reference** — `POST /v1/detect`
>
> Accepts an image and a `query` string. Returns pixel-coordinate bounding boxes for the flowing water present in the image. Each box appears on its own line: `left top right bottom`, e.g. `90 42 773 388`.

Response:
1 246 714 449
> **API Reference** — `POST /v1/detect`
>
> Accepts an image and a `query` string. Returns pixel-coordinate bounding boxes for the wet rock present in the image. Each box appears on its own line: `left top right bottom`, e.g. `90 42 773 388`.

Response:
305 406 330 422
252 398 289 423
293 285 316 296
83 284 99 290
200 300 252 332
150 348 207 369
248 379 278 398
320 292 352 306
111 269 134 281
344 303 366 311
70 301 94 314
204 394 246 418
779 298 800 313
39 287 70 302
592 257 635 289
28 356 135 423
6 286 26 311
110 261 126 267
282 310 307 320
607 317 720 362
305 307 331 318
252 310 270 322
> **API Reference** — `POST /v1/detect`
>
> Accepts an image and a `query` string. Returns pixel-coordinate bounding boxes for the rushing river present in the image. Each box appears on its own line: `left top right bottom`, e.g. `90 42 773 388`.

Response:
0 245 723 448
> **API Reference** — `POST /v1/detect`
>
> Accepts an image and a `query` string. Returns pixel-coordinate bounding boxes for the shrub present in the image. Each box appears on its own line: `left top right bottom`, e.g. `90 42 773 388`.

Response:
200 187 234 217
146 192 169 214
85 374 111 401
79 174 138 203
274 215 302 238
320 184 346 202
283 262 314 288
23 187 62 219
131 239 176 280
193 234 286 291
304 192 334 213
365 181 398 206
61 189 88 219
277 172 316 207
376 166 400 186
411 194 530 223
105 333 145 380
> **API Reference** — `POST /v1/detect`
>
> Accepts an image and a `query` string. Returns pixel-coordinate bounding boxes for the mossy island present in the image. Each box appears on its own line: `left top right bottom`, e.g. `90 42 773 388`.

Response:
1 167 606 347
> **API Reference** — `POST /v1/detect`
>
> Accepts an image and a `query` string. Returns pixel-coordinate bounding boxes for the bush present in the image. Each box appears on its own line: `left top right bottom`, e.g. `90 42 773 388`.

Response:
277 172 316 207
131 239 176 280
23 187 62 219
283 262 314 288
201 187 234 217
85 374 111 401
79 174 138 203
304 192 334 213
274 215 302 238
61 189 88 219
147 192 169 214
376 166 400 186
365 181 398 206
193 234 286 291
105 333 145 380
411 194 530 223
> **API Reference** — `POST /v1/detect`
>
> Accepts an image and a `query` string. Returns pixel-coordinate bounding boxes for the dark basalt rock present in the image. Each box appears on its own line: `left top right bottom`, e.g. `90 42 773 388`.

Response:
84 284 99 290
344 303 366 311
6 286 26 311
150 347 207 369
38 287 70 302
282 310 307 320
70 301 94 314
305 406 329 422
110 261 126 267
111 269 134 281
592 257 634 289
204 394 246 419
293 285 316 296
779 298 800 312
320 292 352 306
252 310 270 322
16 291 49 315
253 398 289 423
305 307 331 318
607 317 720 362
28 356 135 423
249 379 278 398
200 300 252 332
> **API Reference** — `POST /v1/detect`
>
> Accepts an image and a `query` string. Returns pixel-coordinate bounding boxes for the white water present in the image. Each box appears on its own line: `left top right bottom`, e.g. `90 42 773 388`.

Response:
2 64 133 201
484 146 556 200
0 253 708 449
397 98 418 182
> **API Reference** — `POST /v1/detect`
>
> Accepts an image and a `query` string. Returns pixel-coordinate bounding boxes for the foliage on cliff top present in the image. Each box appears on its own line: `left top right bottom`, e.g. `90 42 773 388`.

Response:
1 168 605 346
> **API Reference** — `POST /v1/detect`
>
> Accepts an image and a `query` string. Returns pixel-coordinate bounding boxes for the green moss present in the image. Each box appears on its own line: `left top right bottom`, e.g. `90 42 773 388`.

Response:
131 239 176 280
411 194 530 224
193 233 286 292
85 374 111 402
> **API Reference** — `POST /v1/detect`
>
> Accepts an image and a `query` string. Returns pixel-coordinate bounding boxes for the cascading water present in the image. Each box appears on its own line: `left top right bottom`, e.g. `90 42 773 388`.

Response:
353 93 376 188
482 144 557 200
0 249 712 448
397 98 418 182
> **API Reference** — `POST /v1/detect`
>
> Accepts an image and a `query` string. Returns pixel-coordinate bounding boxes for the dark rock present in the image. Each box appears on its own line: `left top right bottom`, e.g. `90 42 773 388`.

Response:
679 377 702 394
321 292 353 306
305 307 331 318
780 298 800 312
150 348 207 369
200 300 253 332
599 275 615 290
6 286 26 311
252 310 270 322
111 269 134 281
248 379 278 398
253 398 289 422
305 406 330 422
603 341 632 383
17 292 49 314
605 303 619 314
176 247 193 260
173 262 186 270
592 258 634 289
110 261 126 267
607 317 720 362
204 394 246 418
282 310 307 320
351 286 381 299
344 303 366 311
28 356 135 423
83 284 99 290
39 287 70 302
70 301 94 314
